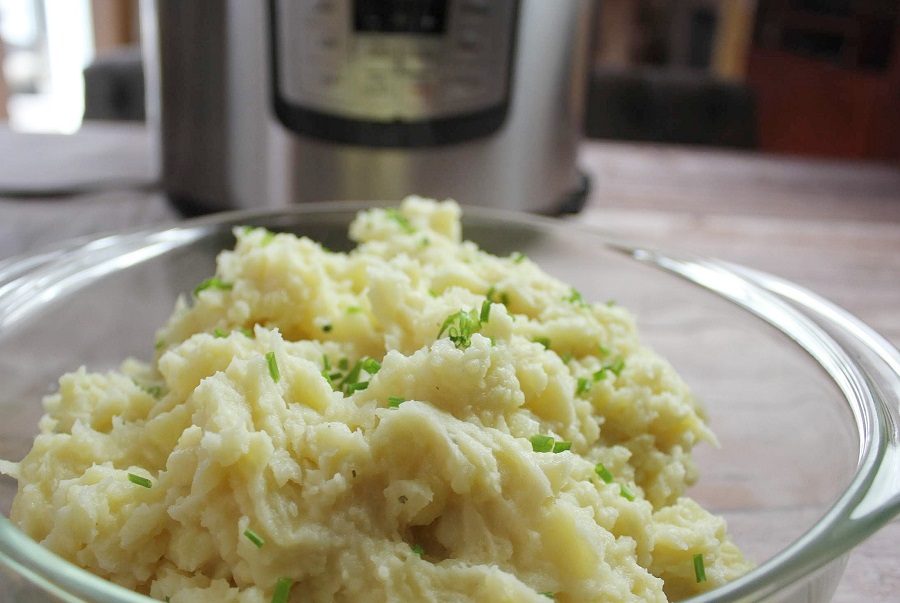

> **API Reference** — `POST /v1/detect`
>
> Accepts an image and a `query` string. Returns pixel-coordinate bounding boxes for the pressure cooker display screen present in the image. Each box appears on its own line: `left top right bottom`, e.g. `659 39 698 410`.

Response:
354 0 448 35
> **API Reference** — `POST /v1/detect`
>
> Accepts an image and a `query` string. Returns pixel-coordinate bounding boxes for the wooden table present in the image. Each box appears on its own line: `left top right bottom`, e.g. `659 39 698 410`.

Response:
0 124 898 601
577 142 900 603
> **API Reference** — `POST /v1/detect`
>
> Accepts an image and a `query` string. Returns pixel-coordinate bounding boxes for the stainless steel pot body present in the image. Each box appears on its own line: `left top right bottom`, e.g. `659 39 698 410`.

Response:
147 0 594 214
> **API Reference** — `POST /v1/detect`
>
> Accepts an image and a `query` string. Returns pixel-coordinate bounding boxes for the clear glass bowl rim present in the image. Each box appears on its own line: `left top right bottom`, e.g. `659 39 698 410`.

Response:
0 200 898 603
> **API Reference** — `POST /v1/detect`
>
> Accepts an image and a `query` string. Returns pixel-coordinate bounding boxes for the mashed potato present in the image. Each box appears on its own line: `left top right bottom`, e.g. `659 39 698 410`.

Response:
2 197 751 602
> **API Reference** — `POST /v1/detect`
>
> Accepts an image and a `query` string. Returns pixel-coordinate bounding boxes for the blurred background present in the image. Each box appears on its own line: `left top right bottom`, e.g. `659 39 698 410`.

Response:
0 0 897 162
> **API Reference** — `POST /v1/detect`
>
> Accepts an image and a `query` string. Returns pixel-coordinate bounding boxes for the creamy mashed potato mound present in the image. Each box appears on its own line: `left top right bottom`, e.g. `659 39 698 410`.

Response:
3 197 751 602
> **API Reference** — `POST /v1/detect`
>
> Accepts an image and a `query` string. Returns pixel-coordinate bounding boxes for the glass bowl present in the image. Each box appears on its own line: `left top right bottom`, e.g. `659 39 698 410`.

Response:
0 202 897 602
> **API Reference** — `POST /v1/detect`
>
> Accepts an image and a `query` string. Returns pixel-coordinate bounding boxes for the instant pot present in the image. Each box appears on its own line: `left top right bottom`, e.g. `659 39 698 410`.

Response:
145 0 595 215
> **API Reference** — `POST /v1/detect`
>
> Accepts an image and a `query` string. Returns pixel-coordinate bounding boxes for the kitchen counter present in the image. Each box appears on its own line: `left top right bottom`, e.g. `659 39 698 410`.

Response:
1 123 898 601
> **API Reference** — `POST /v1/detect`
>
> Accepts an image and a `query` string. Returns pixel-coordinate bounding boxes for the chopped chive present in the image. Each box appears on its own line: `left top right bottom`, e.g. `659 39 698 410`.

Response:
322 323 333 333
510 251 526 264
265 351 281 383
244 528 265 548
608 356 625 376
388 396 406 408
552 440 572 453
143 385 162 399
438 309 483 350
530 434 554 453
127 473 152 488
560 353 573 364
239 327 254 338
322 354 331 371
594 463 614 484
410 543 425 558
338 358 350 371
533 336 551 349
693 553 707 583
338 360 364 394
619 484 636 502
347 381 369 392
213 328 227 338
193 277 233 297
428 288 438 298
386 208 415 233
597 343 611 356
566 288 587 306
594 356 625 381
346 306 362 314
606 299 616 307
486 286 510 306
576 377 592 396
361 358 381 375
271 577 293 603
260 230 275 246
540 593 556 600
154 339 166 350
480 299 491 323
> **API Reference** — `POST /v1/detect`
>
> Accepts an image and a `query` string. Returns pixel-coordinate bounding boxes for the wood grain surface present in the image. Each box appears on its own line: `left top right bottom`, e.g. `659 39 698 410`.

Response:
577 141 900 603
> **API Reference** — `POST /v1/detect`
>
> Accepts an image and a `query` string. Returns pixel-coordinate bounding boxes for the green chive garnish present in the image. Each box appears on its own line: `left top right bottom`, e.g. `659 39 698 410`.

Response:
193 277 233 297
127 473 152 488
388 396 406 408
619 484 636 502
533 336 551 349
594 463 614 484
142 385 162 398
271 577 293 603
510 251 526 263
437 309 483 350
594 356 625 381
480 299 491 323
693 553 707 583
530 434 554 453
386 208 415 233
576 377 591 396
361 358 381 374
266 351 281 383
552 440 572 453
566 288 587 306
244 528 265 548
608 356 625 376
410 544 425 558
